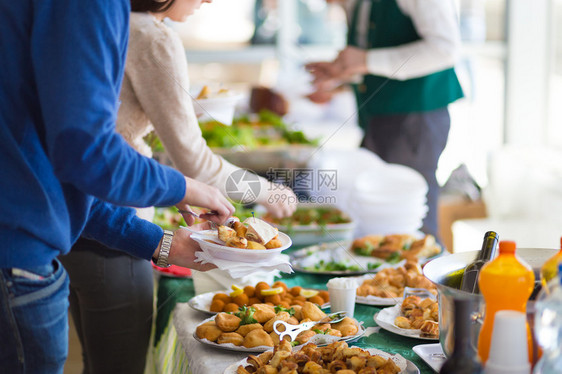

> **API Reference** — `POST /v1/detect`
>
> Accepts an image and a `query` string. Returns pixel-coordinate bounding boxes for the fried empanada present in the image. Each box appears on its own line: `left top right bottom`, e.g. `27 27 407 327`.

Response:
301 302 327 321
243 328 274 348
195 322 222 342
235 323 263 337
263 311 291 333
215 313 241 332
217 332 244 346
253 303 276 323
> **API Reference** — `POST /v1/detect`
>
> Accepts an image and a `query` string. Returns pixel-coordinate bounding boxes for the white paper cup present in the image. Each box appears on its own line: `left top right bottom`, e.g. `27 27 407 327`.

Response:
327 277 358 318
484 310 531 374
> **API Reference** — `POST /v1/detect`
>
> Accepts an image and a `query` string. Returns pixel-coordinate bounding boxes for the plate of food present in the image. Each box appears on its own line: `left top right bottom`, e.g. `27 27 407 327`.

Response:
355 261 437 306
289 241 396 276
374 292 439 341
224 340 419 374
190 217 292 262
263 205 355 246
193 302 365 353
188 281 330 315
352 233 443 264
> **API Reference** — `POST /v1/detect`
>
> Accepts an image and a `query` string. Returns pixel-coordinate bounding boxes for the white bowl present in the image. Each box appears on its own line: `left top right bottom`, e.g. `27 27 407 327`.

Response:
190 230 292 262
193 93 244 125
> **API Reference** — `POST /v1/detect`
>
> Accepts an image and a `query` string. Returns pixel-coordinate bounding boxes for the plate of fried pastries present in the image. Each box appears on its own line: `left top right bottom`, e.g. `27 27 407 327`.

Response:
355 261 437 306
374 297 439 341
188 281 330 315
224 340 419 374
194 302 366 353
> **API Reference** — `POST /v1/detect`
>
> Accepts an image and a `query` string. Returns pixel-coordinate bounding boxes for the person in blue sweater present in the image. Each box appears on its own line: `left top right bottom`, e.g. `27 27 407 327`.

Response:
0 1 234 373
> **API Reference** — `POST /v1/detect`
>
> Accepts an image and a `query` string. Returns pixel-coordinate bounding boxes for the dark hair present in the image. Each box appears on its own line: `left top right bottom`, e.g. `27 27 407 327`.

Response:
131 0 175 13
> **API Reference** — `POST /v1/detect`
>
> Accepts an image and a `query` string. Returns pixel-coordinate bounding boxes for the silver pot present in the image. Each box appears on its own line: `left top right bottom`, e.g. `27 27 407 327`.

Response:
423 248 557 358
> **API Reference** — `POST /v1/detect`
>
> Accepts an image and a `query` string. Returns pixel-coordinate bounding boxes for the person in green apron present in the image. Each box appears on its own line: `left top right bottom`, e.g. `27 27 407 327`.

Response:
307 0 464 244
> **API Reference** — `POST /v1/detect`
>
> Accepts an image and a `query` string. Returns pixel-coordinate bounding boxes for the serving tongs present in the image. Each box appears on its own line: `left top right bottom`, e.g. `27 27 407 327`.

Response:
273 311 347 342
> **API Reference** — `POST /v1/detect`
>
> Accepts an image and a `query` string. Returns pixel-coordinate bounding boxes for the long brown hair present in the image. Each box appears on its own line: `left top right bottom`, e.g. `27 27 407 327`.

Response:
131 0 175 13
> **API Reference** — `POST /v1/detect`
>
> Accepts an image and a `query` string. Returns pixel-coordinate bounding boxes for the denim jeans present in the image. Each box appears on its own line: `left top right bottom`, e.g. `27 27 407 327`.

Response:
0 259 69 374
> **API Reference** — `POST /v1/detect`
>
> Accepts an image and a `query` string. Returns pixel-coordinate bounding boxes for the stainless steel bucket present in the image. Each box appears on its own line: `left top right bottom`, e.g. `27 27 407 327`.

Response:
423 248 557 357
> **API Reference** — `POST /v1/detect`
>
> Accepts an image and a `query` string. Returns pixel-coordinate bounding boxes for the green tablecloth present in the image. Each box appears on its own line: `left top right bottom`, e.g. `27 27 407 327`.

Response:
151 272 435 374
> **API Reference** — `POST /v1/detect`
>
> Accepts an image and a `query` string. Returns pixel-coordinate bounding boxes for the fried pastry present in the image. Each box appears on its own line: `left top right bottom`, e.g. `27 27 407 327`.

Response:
217 332 244 346
247 240 266 250
301 302 327 321
215 313 241 332
218 225 236 242
235 323 263 337
195 322 222 342
263 311 291 333
244 328 274 348
253 303 276 323
225 236 248 249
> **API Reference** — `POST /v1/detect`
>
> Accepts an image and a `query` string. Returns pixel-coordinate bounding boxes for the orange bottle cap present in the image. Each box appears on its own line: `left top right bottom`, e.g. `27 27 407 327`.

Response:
499 240 516 254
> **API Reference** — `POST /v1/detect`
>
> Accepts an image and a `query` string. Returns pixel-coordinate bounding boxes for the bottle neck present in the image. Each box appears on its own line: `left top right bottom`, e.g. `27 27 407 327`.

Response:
477 233 499 261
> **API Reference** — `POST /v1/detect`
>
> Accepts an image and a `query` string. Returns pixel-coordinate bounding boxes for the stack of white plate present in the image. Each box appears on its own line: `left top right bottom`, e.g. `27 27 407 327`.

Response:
348 164 428 236
307 148 385 210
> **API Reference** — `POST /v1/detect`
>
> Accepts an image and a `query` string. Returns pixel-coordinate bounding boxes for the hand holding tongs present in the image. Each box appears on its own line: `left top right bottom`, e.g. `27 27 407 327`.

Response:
273 312 346 342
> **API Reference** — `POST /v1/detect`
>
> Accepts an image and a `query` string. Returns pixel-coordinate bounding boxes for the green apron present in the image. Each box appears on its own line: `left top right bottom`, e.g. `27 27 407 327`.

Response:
348 0 464 128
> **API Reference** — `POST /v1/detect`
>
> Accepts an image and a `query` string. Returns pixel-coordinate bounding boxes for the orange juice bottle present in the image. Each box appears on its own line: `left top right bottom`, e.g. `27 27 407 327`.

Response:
477 240 535 364
540 237 562 286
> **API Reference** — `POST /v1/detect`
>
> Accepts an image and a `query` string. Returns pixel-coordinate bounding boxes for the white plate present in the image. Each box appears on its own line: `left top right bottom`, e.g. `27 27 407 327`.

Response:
374 305 439 341
412 343 446 373
191 230 291 263
194 315 366 353
290 242 400 275
223 347 419 374
188 290 330 315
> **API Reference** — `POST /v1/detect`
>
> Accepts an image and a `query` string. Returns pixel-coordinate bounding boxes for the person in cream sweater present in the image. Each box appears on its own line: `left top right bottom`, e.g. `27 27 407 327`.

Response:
60 1 297 373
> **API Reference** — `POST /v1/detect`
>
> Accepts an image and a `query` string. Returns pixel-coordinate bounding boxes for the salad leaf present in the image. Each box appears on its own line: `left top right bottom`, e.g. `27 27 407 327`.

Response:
233 306 258 325
274 305 295 316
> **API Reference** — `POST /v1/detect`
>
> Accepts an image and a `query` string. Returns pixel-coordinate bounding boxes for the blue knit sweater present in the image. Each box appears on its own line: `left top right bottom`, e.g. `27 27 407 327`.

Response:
0 0 186 268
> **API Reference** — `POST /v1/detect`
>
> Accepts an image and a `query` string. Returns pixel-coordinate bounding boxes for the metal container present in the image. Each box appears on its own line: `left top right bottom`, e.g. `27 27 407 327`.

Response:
423 248 557 358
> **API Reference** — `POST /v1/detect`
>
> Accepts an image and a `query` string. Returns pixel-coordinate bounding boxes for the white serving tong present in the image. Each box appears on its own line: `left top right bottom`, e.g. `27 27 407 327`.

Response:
273 311 347 342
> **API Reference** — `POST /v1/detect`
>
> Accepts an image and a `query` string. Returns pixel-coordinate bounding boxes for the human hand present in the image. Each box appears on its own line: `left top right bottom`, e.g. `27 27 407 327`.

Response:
176 176 235 226
166 223 216 271
305 61 342 93
331 46 368 80
258 183 298 219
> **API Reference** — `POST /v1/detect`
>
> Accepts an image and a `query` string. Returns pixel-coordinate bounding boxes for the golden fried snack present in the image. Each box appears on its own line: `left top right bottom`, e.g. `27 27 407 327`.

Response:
232 221 247 237
263 311 291 333
235 323 263 337
301 302 327 321
272 281 289 294
265 237 282 249
317 290 330 303
292 305 303 320
377 359 401 374
218 225 236 242
232 293 249 307
264 294 281 305
210 299 225 313
253 303 276 323
255 282 270 300
295 330 316 345
217 332 244 346
247 241 266 250
243 328 274 348
212 293 231 304
327 329 342 337
196 322 222 342
224 303 240 313
332 317 359 337
243 285 255 298
420 320 439 338
308 295 325 306
366 355 387 369
215 313 241 332
337 370 357 374
225 236 248 249
394 316 411 329
290 286 302 297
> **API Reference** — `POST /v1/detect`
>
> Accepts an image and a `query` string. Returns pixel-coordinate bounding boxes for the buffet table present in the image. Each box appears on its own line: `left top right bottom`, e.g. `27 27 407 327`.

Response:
147 273 434 374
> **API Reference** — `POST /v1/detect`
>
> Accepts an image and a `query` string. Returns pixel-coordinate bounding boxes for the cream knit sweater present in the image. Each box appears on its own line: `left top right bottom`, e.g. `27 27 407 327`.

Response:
117 13 243 204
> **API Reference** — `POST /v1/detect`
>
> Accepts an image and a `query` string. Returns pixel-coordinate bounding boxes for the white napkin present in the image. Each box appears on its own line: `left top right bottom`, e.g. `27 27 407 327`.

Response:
194 251 293 278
